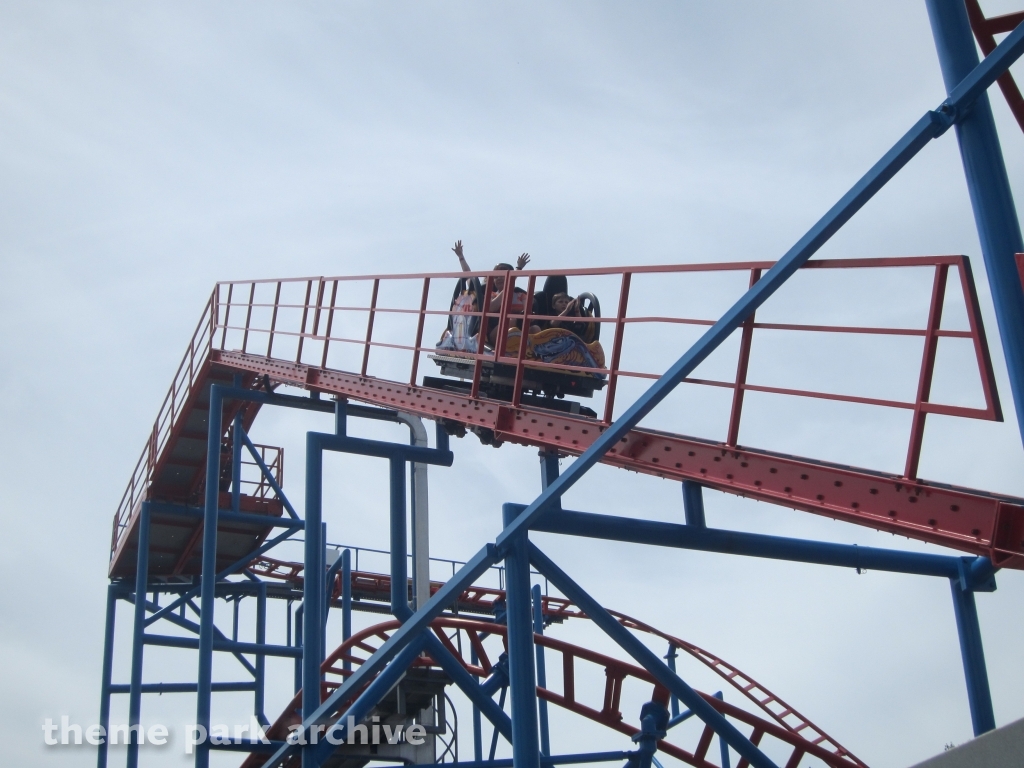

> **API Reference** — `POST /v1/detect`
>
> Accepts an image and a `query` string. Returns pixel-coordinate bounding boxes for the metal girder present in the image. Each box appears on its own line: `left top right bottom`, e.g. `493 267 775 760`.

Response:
212 349 1024 568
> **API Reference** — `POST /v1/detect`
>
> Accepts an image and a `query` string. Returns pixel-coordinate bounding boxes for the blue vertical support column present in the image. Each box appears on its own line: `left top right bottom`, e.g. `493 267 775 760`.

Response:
470 646 483 761
232 412 242 513
950 577 996 735
682 481 706 528
127 501 152 768
97 584 117 768
531 584 551 757
341 549 352 673
502 503 541 768
195 384 224 768
255 581 267 726
302 435 325 768
926 0 1024 444
390 458 411 619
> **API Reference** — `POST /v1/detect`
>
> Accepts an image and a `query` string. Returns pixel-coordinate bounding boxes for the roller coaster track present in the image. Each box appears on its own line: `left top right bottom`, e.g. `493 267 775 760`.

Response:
109 257 1024 578
243 559 862 767
240 616 865 768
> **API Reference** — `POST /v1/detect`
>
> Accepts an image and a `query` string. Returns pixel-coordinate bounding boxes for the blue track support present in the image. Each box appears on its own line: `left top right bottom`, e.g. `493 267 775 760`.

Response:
195 384 224 768
533 506 973 578
310 633 432 765
528 542 778 768
926 0 1024 446
493 22 1024 551
232 412 242 513
97 584 117 768
532 584 551 757
681 482 705 528
424 634 514 740
390 457 411 619
256 581 268 726
503 504 541 768
302 434 325 767
950 577 996 735
471 646 484 761
341 549 352 673
126 502 151 768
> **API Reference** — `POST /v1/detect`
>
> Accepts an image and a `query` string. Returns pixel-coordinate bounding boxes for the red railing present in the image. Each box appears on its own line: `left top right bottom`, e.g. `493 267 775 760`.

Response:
211 255 1001 481
239 443 284 500
110 290 217 554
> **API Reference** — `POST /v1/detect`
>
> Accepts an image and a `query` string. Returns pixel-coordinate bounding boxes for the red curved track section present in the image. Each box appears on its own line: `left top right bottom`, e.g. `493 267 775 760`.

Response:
241 615 864 768
240 558 863 768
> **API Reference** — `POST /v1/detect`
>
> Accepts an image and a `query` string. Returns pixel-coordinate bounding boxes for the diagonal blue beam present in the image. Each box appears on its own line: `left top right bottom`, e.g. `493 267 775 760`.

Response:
257 544 501 768
527 543 778 768
422 634 514 741
241 430 299 519
494 21 1024 552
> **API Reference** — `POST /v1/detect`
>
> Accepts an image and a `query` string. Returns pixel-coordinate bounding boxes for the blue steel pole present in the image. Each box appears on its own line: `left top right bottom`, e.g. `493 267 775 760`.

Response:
503 504 541 768
950 577 996 735
256 581 267 725
471 646 483 761
97 584 117 768
390 458 411 619
302 434 325 768
926 0 1024 445
531 584 551 757
196 384 224 768
294 604 303 695
232 412 242 513
341 549 352 673
126 502 152 768
682 482 705 528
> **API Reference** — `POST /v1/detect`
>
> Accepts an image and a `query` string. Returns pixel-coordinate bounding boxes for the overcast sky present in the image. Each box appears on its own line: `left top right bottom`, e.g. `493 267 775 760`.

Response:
2 2 1024 767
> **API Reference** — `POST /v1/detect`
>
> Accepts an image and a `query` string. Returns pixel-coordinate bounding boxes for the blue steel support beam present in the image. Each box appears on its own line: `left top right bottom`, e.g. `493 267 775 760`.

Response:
303 433 325 768
232 412 242 513
341 549 352 673
97 584 117 768
423 634 514 740
256 581 268 725
926 0 1024 446
494 22 1024 550
195 383 225 768
682 482 705 528
390 457 411 619
532 584 551 757
258 544 499 768
528 542 777 768
471 646 484 761
311 634 432 765
950 577 996 735
503 504 541 768
126 502 152 768
145 526 299 628
532 507 978 580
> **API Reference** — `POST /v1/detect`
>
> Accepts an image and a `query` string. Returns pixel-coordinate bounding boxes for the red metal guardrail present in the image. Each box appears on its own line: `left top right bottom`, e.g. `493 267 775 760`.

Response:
211 255 1001 481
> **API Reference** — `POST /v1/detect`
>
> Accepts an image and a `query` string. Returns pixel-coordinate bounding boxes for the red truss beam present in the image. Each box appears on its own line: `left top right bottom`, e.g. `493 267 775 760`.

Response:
213 349 1024 569
966 0 1024 133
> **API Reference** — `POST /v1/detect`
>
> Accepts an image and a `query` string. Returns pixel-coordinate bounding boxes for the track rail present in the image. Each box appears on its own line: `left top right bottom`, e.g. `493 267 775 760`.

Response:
217 348 1024 568
243 560 861 765
242 616 864 768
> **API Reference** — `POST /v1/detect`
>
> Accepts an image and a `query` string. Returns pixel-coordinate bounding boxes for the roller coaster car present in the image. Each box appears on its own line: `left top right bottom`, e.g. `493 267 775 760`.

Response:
425 276 604 419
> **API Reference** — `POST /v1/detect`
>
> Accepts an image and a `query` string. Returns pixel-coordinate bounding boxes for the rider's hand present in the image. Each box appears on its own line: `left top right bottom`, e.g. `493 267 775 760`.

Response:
516 252 531 270
452 240 465 261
